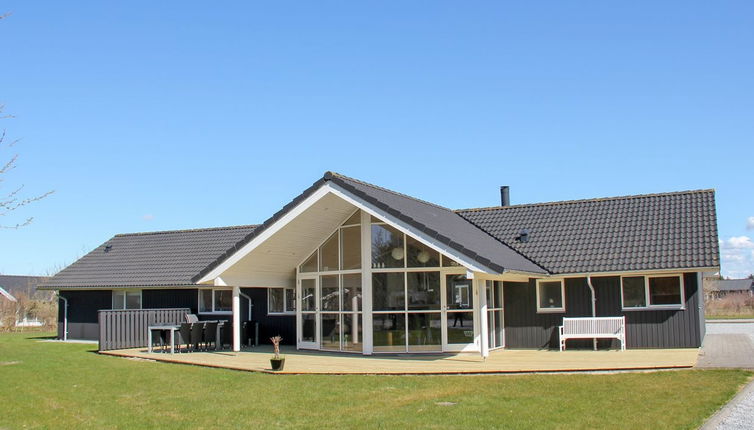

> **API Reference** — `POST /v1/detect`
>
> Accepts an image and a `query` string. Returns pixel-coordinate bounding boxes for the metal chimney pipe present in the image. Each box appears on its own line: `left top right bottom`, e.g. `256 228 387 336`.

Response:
500 186 510 206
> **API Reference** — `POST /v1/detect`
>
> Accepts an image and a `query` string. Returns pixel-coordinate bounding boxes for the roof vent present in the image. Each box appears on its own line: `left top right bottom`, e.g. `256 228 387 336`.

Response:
515 229 529 243
104 245 112 253
500 186 510 206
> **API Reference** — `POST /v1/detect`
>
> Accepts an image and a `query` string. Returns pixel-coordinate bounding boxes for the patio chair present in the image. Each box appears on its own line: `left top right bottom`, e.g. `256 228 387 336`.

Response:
177 323 192 352
242 321 258 347
185 314 199 323
204 321 219 350
191 322 205 351
220 322 232 349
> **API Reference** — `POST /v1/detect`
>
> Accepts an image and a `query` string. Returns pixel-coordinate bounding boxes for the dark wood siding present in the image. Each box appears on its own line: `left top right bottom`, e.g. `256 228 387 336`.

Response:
243 288 296 345
504 273 702 349
58 290 112 340
142 289 198 313
503 278 594 349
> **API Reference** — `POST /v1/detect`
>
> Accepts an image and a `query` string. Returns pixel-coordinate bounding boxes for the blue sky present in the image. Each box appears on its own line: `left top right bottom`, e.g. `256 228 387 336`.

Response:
1 2 752 277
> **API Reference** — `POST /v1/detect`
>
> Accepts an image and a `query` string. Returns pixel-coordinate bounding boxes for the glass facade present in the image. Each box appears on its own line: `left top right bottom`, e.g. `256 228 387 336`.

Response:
297 210 487 354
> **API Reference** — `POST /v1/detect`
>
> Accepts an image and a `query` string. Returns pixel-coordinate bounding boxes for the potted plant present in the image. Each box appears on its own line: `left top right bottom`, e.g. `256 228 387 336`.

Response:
269 335 285 371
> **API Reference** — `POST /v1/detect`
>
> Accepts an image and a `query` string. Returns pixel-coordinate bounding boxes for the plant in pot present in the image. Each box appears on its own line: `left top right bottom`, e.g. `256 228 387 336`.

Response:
269 335 285 371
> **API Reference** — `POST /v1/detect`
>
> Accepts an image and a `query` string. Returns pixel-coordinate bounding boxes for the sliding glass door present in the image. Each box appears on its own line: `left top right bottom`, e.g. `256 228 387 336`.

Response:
443 274 476 351
299 277 318 349
487 280 504 349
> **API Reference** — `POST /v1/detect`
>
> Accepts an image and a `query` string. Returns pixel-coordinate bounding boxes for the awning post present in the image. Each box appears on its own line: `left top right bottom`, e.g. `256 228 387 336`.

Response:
232 286 241 352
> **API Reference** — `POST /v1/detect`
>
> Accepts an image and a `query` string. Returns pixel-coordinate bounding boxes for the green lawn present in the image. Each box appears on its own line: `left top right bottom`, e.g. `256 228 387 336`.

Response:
0 333 750 430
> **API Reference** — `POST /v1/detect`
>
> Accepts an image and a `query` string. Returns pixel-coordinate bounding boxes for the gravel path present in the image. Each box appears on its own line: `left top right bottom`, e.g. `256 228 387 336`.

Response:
700 322 754 430
702 379 754 430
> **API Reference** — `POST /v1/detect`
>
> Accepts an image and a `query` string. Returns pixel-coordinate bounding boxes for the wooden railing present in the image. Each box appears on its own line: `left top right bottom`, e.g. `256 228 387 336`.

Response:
98 308 190 351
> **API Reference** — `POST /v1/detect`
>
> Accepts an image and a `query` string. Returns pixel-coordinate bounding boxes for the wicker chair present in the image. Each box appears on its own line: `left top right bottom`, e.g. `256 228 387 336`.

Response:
191 322 205 351
204 322 219 350
177 323 192 352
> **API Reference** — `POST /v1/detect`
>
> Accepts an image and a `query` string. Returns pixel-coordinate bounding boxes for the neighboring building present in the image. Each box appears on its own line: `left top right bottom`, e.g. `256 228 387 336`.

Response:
705 278 754 300
40 172 719 353
0 275 52 300
0 276 52 328
0 286 17 304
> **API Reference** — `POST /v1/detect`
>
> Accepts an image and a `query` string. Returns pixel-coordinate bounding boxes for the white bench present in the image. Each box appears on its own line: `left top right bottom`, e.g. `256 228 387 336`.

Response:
559 316 626 351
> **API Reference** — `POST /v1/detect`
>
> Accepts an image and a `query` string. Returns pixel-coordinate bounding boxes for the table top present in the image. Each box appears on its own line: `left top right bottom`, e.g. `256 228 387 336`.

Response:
149 321 227 330
149 325 180 330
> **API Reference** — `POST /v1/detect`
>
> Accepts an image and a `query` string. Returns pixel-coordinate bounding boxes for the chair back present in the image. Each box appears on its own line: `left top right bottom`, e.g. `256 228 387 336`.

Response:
191 322 205 345
185 314 199 323
178 323 192 346
204 322 219 342
221 322 232 347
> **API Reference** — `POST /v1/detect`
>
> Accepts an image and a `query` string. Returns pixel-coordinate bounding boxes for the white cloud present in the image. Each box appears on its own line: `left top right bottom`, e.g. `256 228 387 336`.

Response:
142 214 155 221
720 236 754 249
720 235 754 278
748 217 754 230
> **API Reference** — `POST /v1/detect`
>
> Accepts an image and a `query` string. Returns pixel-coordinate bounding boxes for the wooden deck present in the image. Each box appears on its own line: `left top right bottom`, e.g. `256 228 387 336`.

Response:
100 345 700 375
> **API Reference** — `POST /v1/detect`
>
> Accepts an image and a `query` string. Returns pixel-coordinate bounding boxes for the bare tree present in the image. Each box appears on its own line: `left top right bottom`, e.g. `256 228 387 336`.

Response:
1 105 55 228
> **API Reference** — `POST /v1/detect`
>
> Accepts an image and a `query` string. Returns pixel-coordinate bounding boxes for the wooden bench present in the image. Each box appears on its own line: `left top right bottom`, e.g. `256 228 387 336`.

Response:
559 316 626 351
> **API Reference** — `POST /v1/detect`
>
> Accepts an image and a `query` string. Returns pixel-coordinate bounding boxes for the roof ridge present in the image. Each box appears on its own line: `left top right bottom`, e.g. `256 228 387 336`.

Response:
115 224 259 237
456 188 715 213
325 171 453 211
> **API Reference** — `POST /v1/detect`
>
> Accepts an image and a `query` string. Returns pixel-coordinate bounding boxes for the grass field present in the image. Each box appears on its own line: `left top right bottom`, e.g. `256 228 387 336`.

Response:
706 314 754 320
0 332 750 430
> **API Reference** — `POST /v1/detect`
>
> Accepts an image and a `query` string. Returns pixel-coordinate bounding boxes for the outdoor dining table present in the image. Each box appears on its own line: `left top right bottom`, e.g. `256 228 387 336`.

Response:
147 321 226 354
147 324 180 354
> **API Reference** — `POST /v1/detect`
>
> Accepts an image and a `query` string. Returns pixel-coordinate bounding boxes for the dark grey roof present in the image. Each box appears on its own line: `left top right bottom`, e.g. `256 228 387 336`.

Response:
457 190 720 274
0 275 51 299
45 172 720 289
327 173 547 274
195 172 546 282
707 279 753 292
42 225 258 288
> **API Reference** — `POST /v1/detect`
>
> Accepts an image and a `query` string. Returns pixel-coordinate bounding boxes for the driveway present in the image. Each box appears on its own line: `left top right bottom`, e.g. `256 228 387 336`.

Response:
697 321 754 369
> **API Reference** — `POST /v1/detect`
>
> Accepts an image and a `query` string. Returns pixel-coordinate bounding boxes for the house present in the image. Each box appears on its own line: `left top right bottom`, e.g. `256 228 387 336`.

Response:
0 286 17 304
0 275 52 328
705 278 754 300
40 172 719 355
0 275 52 300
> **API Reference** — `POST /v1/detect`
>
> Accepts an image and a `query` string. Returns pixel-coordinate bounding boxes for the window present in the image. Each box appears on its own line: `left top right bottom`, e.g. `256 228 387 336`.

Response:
268 287 296 315
112 290 141 310
536 279 565 313
621 277 646 308
198 289 233 314
371 223 404 269
621 275 685 310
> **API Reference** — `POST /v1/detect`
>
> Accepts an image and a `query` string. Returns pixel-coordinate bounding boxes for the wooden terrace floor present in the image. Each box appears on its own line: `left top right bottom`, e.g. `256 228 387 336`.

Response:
100 345 700 375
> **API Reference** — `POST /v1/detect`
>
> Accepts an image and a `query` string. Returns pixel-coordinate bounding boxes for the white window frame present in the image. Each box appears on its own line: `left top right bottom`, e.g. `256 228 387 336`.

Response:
620 274 685 311
268 287 296 315
198 288 233 314
111 289 142 310
535 279 565 313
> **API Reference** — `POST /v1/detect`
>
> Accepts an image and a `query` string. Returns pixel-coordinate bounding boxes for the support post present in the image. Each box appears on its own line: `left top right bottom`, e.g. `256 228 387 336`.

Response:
232 286 241 352
360 209 373 355
478 278 489 359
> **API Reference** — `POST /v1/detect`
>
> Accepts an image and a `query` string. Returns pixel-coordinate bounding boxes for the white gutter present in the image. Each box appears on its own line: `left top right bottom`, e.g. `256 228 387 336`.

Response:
58 293 68 341
586 276 597 351
239 291 253 321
